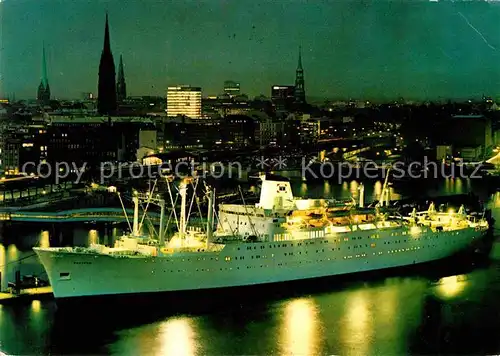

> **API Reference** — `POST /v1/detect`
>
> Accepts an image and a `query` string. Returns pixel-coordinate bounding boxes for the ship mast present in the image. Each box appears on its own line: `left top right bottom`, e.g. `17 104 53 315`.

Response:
358 183 365 208
179 178 188 239
206 185 215 248
378 168 391 207
159 198 165 245
132 191 140 237
131 181 167 244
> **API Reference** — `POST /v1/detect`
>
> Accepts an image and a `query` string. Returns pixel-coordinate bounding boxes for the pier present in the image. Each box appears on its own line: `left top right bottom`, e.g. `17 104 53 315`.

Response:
0 286 53 305
0 184 165 224
0 207 161 223
0 177 78 206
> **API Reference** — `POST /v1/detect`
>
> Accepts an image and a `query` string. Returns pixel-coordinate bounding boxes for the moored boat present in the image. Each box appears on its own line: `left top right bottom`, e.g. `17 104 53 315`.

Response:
34 174 489 301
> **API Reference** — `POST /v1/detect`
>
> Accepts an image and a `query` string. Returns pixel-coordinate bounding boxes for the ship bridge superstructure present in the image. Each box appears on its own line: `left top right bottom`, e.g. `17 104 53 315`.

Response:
216 173 488 243
218 174 356 239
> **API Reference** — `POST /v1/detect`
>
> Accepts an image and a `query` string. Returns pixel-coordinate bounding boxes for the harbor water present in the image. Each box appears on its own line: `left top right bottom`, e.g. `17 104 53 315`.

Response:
1 178 500 355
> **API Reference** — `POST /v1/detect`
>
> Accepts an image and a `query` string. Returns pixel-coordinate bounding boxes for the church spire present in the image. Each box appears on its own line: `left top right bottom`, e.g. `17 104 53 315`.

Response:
297 46 303 71
37 43 50 105
41 43 48 87
294 46 306 105
118 55 124 77
97 11 117 116
116 54 127 102
104 12 111 54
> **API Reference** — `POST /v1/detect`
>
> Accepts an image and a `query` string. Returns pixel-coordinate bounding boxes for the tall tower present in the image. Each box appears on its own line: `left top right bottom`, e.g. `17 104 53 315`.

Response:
116 55 127 102
37 44 51 105
294 46 306 105
97 12 117 116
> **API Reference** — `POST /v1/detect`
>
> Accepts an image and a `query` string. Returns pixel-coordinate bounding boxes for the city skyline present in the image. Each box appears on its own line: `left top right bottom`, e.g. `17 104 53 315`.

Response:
1 0 500 101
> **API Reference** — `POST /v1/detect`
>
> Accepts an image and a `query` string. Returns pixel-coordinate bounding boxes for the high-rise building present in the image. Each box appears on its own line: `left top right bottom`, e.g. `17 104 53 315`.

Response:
224 81 240 97
271 85 295 113
116 54 127 102
167 86 202 118
37 44 51 105
294 46 306 105
97 13 117 116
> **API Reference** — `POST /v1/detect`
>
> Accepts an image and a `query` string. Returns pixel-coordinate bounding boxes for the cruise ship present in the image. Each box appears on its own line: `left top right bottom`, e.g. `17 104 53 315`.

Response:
34 174 489 300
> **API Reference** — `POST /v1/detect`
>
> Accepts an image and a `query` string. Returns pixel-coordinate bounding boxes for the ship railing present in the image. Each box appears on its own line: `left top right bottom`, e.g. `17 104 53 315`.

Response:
425 219 472 231
415 212 475 224
467 217 488 228
464 214 487 223
375 220 403 229
356 223 377 230
213 234 246 242
325 225 352 233
107 249 151 256
161 244 224 254
48 247 76 253
55 246 107 254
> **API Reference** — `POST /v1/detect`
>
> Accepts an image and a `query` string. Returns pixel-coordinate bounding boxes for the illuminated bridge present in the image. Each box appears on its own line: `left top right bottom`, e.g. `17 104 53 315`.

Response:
316 136 393 161
0 208 162 223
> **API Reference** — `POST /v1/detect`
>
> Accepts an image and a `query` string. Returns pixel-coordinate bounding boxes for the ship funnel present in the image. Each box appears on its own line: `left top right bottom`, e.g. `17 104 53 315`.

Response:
358 184 365 208
257 175 294 210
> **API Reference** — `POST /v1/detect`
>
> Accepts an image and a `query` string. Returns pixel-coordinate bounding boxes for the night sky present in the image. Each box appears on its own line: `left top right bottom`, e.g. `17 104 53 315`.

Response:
1 0 500 101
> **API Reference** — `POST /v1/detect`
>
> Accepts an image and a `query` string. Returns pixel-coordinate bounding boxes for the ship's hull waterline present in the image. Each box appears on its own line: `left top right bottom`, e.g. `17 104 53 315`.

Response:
49 244 488 311
35 226 487 300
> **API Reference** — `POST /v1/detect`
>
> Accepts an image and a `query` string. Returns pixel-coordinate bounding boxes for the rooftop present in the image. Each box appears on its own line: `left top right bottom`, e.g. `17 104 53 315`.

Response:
47 116 155 124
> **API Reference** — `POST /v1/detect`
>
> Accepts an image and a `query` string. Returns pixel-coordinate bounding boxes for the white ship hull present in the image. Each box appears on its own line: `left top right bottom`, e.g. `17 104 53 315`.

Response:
34 226 486 299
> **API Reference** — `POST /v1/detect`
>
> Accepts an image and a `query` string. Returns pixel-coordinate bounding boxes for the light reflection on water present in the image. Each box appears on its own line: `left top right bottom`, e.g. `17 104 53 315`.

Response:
323 180 331 196
299 182 308 196
104 278 436 355
434 275 468 300
373 180 382 200
158 317 198 356
349 180 359 197
0 177 498 355
490 192 500 209
104 282 419 355
0 245 5 292
283 179 406 202
109 316 199 356
280 298 321 356
342 290 374 355
39 231 49 248
88 229 99 245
